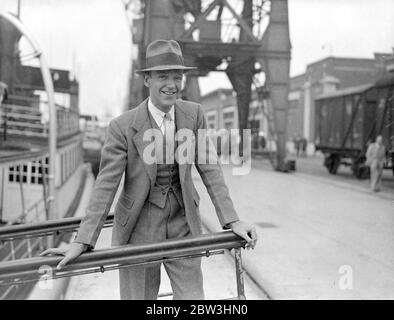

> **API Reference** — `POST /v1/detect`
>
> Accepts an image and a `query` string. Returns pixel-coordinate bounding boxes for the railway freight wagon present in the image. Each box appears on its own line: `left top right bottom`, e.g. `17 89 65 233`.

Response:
314 73 394 178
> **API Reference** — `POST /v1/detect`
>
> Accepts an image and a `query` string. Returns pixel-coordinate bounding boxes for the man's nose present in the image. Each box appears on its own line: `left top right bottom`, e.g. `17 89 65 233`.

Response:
165 78 177 89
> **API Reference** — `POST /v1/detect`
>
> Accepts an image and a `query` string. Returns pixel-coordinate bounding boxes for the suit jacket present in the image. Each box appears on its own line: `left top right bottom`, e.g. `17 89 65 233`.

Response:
74 98 239 248
366 142 386 166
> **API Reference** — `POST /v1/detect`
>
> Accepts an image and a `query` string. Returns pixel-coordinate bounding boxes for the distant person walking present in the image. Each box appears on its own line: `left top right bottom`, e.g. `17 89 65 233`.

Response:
259 132 266 150
0 81 7 103
389 136 394 177
366 135 386 192
300 137 307 157
294 135 301 157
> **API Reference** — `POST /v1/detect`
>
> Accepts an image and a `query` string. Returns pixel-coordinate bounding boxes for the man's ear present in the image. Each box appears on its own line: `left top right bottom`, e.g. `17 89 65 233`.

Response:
143 73 150 88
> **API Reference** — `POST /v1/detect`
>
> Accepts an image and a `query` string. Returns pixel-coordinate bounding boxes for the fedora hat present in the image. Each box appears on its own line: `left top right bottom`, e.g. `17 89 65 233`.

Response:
136 39 196 74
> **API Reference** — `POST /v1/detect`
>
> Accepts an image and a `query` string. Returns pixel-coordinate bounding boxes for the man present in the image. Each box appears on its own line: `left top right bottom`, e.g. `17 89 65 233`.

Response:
390 136 394 177
366 135 386 192
300 137 307 157
0 81 7 103
294 135 300 157
41 40 257 300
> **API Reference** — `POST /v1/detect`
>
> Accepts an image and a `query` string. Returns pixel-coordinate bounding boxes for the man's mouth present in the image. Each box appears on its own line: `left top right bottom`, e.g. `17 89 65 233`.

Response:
161 91 176 96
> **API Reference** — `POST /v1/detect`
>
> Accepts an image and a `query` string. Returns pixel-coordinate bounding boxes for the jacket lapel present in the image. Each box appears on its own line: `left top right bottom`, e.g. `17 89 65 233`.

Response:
174 100 196 183
132 99 157 188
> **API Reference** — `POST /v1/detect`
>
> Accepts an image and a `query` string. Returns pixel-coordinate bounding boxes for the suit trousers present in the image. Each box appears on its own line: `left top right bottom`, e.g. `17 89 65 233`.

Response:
119 190 204 300
370 160 384 191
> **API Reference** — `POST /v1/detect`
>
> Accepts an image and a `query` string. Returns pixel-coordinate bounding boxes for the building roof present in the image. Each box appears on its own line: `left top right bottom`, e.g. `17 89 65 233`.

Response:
291 54 388 80
315 83 373 100
306 56 376 69
319 74 340 84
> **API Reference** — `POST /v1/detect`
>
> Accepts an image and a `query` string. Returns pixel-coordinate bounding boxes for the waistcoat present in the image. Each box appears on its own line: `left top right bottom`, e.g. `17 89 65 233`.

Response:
147 111 183 208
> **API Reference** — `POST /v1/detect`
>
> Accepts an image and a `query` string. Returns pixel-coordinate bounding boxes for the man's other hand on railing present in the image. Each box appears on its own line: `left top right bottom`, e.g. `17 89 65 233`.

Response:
228 221 258 250
40 242 89 270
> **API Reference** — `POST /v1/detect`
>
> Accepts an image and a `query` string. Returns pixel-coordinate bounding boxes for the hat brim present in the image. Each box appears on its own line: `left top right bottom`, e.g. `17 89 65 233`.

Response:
135 65 197 74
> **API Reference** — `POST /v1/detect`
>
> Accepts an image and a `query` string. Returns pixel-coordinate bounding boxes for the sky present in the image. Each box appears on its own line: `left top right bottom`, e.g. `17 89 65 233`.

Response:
0 0 131 119
1 0 394 118
199 0 394 94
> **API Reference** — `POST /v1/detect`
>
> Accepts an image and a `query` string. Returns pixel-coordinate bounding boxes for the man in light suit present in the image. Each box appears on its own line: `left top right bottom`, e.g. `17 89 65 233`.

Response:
366 135 386 192
41 40 257 300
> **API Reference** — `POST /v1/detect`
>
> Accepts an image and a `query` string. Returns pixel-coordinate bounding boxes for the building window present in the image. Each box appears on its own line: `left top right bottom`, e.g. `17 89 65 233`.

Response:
206 112 217 129
8 156 48 185
223 111 234 120
35 157 48 185
223 108 235 130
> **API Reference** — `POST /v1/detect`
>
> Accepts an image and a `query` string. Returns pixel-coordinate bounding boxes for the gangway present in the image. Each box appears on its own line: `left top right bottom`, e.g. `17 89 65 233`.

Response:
0 217 248 300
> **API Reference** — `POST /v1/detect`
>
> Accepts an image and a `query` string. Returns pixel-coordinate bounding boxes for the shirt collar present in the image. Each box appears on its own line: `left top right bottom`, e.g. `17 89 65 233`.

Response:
148 98 175 122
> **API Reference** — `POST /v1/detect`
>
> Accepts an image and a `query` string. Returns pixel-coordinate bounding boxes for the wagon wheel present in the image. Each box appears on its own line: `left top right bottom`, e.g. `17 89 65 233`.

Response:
355 165 370 179
352 156 370 179
324 154 340 174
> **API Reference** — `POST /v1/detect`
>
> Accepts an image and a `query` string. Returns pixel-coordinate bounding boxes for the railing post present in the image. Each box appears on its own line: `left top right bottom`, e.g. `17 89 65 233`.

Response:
38 236 44 252
27 238 32 258
10 240 16 260
234 248 246 300
18 164 26 223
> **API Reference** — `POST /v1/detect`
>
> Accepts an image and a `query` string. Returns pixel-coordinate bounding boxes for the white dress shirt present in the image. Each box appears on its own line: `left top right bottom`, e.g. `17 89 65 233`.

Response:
147 98 175 135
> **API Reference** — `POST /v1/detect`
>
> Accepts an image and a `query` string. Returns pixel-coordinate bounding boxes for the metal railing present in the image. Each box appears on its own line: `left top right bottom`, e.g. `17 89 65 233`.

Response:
0 230 247 300
7 198 46 226
1 98 80 139
1 103 45 137
0 214 114 241
1 197 48 265
56 105 80 138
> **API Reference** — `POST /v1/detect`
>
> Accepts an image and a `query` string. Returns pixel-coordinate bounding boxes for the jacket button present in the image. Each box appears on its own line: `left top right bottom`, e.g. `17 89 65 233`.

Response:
162 191 166 195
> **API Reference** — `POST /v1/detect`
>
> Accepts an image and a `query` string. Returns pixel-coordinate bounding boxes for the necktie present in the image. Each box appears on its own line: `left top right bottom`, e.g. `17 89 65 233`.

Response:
163 112 174 163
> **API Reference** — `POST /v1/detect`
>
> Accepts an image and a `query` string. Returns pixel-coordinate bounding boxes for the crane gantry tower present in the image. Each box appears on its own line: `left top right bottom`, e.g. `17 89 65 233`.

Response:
123 0 291 170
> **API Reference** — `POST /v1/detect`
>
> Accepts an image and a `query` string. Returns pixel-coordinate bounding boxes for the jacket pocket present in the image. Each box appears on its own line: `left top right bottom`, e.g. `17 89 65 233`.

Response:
119 194 135 208
117 195 135 226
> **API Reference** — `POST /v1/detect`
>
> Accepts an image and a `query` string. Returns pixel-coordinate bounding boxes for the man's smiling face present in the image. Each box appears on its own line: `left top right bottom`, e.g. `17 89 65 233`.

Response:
144 70 183 112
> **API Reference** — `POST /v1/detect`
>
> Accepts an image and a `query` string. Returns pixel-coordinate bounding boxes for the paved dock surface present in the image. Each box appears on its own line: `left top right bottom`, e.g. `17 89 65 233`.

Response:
196 156 394 299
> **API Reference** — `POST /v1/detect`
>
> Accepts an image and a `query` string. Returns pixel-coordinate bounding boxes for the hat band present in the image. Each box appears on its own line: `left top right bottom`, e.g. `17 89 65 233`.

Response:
145 52 185 69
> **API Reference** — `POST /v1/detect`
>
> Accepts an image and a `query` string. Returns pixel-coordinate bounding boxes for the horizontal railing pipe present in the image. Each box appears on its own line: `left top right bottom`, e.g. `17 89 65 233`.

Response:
0 214 114 241
0 231 246 281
